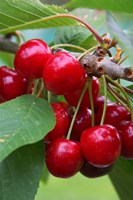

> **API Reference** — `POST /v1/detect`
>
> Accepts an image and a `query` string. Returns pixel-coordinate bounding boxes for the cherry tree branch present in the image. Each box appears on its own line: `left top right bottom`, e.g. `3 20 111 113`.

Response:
52 48 133 82
0 37 19 54
0 38 133 82
80 54 133 82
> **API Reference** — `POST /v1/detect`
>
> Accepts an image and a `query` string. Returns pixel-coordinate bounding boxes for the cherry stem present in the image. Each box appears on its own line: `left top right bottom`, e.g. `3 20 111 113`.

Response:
47 91 51 104
107 84 130 112
105 75 133 121
118 55 128 65
51 43 86 52
100 75 107 125
108 83 127 104
66 82 89 140
12 31 26 44
32 79 39 96
77 46 97 61
36 79 44 98
40 14 104 45
88 77 95 127
122 86 133 95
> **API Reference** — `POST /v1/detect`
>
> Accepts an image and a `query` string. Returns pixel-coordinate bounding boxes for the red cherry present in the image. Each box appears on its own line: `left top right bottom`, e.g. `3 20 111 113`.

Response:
44 102 70 143
45 138 84 178
0 66 28 101
80 160 113 178
0 95 5 104
94 95 111 113
43 52 86 95
64 76 100 109
70 107 93 141
116 120 133 159
80 125 121 167
96 102 129 126
14 39 52 79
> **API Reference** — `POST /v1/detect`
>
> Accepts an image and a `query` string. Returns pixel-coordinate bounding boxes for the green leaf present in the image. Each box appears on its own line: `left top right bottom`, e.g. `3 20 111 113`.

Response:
110 158 133 200
107 13 133 63
0 0 78 34
80 35 97 50
0 95 55 162
54 9 105 50
0 51 14 68
0 141 44 200
65 0 133 13
54 26 89 51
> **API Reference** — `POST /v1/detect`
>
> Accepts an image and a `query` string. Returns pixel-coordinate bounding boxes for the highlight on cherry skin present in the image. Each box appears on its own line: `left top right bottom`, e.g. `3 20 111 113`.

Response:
45 138 84 178
80 125 121 167
1 38 133 181
96 102 130 127
14 39 52 80
43 51 86 95
0 66 28 101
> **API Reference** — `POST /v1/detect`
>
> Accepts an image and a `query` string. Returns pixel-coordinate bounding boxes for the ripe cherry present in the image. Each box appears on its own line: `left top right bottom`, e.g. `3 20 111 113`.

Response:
44 102 70 143
94 95 111 113
96 102 129 126
45 138 84 178
70 107 93 141
43 52 86 95
64 76 100 109
14 39 52 79
0 66 28 101
80 160 113 178
116 120 133 159
80 125 121 167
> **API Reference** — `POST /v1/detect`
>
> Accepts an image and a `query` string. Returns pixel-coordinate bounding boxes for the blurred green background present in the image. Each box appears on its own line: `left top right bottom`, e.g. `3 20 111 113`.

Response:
1 2 132 199
36 173 119 200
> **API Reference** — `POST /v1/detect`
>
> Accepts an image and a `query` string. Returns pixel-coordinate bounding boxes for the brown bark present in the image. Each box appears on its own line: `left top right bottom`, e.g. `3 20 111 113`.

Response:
0 39 133 82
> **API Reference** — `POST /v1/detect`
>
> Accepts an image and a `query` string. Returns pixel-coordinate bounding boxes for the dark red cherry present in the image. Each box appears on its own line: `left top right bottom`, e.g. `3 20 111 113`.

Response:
45 138 84 178
43 52 86 95
44 102 70 143
64 76 100 109
14 39 52 79
96 102 129 126
70 107 93 141
116 120 133 159
0 95 5 103
80 160 113 178
94 95 111 113
0 66 28 101
80 125 121 167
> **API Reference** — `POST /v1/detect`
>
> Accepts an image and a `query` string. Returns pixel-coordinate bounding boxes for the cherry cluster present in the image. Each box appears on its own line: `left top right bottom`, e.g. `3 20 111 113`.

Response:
0 39 133 179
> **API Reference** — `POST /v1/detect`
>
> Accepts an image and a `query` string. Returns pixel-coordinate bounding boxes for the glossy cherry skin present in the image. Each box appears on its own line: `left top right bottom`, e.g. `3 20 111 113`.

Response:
45 138 84 178
94 95 111 113
14 39 52 80
80 125 121 167
64 76 100 109
43 52 86 95
96 102 129 126
0 66 28 101
116 120 133 159
80 160 113 178
44 102 70 143
70 107 93 141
